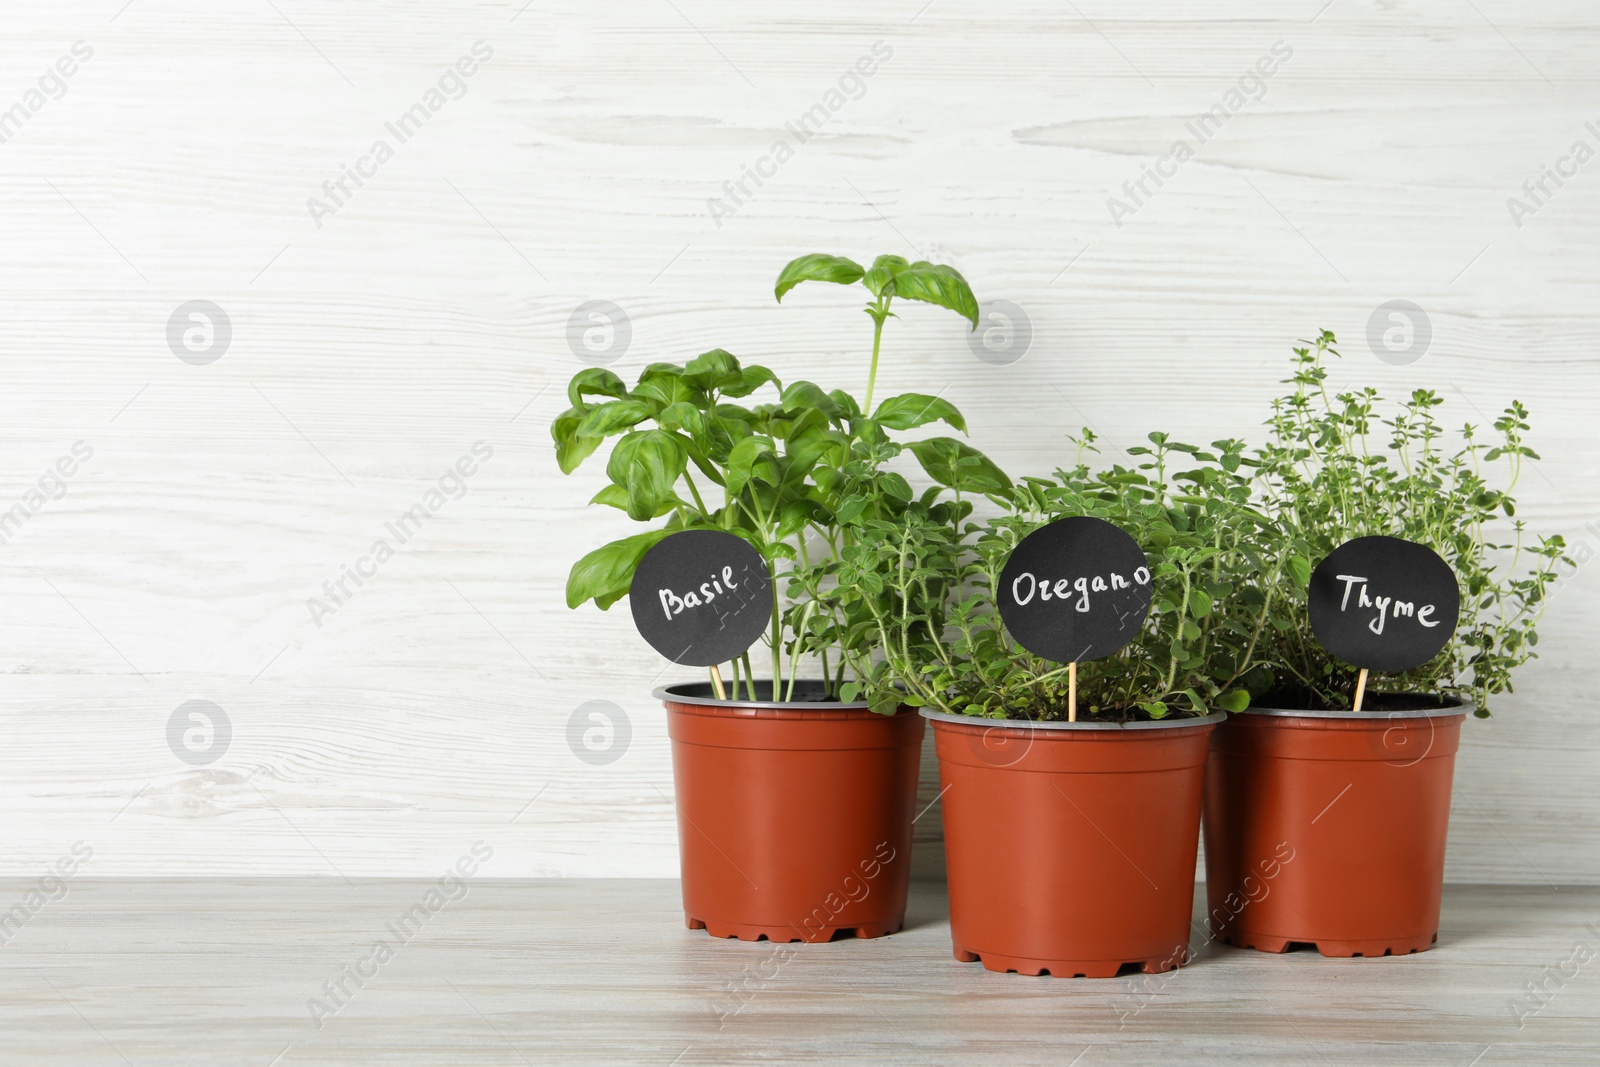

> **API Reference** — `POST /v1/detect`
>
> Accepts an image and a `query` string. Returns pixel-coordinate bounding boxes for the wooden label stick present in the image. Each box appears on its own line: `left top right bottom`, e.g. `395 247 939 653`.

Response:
709 663 727 702
1068 661 1077 723
1352 667 1369 713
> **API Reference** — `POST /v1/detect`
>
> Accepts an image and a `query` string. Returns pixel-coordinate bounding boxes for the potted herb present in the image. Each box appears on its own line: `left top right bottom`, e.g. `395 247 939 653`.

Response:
1203 330 1567 957
829 431 1272 976
553 253 1003 942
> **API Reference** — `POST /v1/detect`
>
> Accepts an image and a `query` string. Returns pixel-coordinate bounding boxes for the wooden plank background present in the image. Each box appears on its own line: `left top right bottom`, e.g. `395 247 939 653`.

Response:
1 0 1595 881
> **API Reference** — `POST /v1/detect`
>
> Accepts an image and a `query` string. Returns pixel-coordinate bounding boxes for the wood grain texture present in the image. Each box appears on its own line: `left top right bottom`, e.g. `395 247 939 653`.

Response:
0 1 1597 878
0 880 1596 1064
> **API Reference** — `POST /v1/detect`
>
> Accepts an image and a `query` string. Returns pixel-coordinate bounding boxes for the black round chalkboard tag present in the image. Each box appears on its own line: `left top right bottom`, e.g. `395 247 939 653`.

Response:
998 516 1153 663
1307 535 1459 673
629 530 773 667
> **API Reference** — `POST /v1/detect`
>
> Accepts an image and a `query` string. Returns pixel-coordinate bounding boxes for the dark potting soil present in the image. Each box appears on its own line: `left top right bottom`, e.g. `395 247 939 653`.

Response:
1253 689 1463 713
998 704 1203 725
667 679 848 704
1006 690 1463 721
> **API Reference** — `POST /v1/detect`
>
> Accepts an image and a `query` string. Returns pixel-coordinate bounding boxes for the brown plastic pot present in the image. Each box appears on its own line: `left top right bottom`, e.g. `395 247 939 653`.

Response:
1202 700 1469 957
658 680 924 943
926 709 1222 978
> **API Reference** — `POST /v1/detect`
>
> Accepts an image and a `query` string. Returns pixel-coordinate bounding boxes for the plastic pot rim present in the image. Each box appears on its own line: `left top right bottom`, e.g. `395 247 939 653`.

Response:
1240 694 1474 721
920 708 1226 732
655 679 872 711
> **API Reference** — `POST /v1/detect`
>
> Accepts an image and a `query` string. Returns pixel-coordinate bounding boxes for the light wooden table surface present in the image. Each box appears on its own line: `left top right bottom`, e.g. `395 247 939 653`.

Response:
1 879 1594 1065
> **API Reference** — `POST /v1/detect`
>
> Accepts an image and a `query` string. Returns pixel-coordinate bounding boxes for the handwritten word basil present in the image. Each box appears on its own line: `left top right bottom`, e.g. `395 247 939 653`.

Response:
629 530 772 666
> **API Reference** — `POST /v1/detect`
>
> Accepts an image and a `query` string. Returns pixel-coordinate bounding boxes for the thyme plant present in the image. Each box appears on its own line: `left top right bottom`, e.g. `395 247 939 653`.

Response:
1247 330 1567 714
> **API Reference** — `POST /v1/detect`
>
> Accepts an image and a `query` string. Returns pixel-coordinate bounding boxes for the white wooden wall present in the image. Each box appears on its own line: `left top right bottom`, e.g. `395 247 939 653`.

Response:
3 0 1596 883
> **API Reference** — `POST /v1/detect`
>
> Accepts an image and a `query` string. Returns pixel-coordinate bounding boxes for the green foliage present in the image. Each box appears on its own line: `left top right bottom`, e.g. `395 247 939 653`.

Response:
776 253 980 329
555 253 1000 705
566 529 673 610
1245 331 1568 715
557 300 1564 723
808 329 1566 723
800 431 1273 721
773 254 865 300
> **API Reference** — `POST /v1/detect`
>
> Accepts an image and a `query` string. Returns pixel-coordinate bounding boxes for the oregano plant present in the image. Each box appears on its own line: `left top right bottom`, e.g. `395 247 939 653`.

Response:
804 430 1273 720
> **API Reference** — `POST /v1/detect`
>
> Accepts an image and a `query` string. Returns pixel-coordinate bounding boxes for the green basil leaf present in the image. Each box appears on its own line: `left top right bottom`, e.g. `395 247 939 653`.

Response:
872 393 968 433
566 529 673 609
827 390 862 420
589 483 677 517
632 372 702 409
774 253 865 301
780 381 840 418
686 443 727 487
786 426 848 474
566 368 629 408
862 254 912 298
657 401 706 438
783 406 830 443
556 434 603 475
607 430 688 521
552 404 603 474
556 441 601 476
725 435 779 499
721 364 780 399
576 400 654 438
776 498 824 541
890 261 979 328
683 348 743 392
637 362 684 384
908 437 1013 495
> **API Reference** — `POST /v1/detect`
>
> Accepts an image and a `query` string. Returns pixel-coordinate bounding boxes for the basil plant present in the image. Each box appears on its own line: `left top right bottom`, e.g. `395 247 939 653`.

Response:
553 254 1010 703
